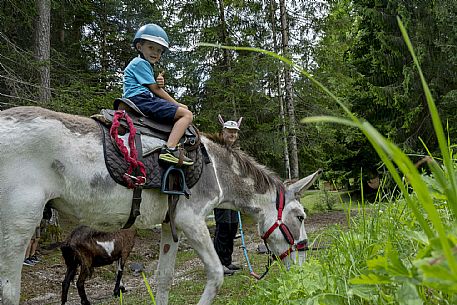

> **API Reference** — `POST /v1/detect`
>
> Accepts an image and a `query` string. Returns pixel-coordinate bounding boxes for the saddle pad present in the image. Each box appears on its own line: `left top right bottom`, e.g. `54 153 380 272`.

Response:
98 122 204 189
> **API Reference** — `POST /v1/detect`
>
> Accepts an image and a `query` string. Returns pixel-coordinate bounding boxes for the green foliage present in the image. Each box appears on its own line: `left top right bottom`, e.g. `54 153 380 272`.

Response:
309 0 457 184
218 17 457 305
243 193 456 304
238 260 345 305
0 0 328 177
7 1 457 303
311 189 340 212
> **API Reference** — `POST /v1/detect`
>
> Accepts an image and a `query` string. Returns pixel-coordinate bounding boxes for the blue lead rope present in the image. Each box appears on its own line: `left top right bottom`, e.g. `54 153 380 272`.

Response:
238 211 261 279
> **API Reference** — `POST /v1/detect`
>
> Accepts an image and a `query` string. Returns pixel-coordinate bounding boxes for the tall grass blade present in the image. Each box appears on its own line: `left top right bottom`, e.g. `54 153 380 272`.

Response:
142 272 156 305
396 17 457 273
397 18 457 214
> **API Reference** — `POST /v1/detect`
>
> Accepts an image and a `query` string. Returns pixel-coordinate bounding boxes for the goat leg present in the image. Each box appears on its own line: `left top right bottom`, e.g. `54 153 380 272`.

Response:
113 259 125 297
76 267 91 305
61 265 77 305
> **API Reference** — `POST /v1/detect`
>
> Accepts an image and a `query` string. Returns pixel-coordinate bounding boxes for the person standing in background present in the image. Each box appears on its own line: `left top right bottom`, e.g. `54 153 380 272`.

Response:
213 115 243 275
23 226 41 266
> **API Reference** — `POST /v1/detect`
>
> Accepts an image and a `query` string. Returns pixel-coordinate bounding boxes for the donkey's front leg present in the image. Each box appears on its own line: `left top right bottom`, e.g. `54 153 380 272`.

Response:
0 259 23 305
0 188 47 305
179 217 224 305
155 223 180 305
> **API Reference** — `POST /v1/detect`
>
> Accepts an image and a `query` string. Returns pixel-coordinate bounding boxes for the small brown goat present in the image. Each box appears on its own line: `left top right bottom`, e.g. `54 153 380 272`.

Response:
60 225 136 305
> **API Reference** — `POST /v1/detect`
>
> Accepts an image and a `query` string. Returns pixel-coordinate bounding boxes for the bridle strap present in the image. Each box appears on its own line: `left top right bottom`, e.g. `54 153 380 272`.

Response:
261 186 286 240
261 185 298 260
261 221 279 240
256 185 309 279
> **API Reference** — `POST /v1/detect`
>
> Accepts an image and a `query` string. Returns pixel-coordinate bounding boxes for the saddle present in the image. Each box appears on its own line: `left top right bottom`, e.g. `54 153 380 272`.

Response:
94 98 203 189
100 98 200 146
97 122 204 189
92 98 206 235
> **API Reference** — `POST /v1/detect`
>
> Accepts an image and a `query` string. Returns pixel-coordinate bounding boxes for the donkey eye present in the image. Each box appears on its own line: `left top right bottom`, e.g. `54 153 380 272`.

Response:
297 216 304 222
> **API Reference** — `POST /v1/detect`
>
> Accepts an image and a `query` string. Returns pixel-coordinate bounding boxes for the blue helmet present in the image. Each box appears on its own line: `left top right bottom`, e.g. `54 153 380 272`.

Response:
133 23 169 50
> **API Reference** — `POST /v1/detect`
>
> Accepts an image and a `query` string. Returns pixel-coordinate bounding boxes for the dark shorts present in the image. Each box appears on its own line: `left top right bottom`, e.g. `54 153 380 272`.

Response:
129 93 178 124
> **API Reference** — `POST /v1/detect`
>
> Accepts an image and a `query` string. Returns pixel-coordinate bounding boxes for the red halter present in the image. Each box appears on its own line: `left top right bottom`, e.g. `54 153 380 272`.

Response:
261 186 307 260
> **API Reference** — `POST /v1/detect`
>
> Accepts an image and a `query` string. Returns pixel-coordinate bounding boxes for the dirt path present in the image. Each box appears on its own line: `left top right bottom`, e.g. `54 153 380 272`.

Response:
19 210 350 305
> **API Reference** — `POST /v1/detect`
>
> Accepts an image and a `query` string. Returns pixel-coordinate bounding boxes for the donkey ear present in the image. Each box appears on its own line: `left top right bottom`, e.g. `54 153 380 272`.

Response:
218 114 225 125
287 169 323 197
237 117 243 128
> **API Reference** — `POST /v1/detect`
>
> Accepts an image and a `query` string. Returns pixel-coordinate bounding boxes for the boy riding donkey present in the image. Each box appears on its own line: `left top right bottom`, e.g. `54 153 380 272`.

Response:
123 23 193 166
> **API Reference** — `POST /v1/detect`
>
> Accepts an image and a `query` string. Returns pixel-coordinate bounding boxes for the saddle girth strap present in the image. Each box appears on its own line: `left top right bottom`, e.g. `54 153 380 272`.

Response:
123 132 143 229
165 173 180 242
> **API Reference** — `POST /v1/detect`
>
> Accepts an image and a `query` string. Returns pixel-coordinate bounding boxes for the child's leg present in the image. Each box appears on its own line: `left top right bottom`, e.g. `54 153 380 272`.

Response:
30 237 39 257
167 107 193 148
24 240 32 259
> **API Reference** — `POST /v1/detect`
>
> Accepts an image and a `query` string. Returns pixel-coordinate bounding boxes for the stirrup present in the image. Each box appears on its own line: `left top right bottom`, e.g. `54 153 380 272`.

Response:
161 165 191 198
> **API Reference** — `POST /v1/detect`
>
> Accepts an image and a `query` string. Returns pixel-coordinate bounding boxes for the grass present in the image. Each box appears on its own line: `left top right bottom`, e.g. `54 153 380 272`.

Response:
301 190 351 214
27 191 415 305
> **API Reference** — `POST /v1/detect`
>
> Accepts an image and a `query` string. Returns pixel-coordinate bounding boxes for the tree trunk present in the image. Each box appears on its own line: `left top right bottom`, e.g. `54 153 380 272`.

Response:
278 0 299 178
216 0 237 117
35 0 51 103
99 2 109 75
270 0 291 179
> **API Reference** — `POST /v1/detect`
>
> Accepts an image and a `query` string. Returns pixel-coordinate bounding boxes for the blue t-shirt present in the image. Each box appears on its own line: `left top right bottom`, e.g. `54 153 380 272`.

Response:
123 56 156 98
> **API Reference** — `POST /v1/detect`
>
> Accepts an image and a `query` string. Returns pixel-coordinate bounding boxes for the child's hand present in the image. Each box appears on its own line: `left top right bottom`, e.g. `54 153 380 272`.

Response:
156 71 165 88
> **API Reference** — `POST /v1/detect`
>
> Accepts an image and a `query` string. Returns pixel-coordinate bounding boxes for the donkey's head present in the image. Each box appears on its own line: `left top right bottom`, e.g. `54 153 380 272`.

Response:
258 169 322 267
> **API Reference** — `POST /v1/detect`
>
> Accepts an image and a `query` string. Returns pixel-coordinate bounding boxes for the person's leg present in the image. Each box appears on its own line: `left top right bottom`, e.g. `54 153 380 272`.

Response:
29 238 38 257
24 240 32 259
131 94 194 165
23 238 36 266
30 227 40 257
214 222 233 267
130 94 192 143
167 107 193 148
214 222 236 275
159 107 194 165
224 221 241 270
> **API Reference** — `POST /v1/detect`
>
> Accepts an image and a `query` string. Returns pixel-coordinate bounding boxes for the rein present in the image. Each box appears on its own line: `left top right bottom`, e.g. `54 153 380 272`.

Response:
237 211 261 280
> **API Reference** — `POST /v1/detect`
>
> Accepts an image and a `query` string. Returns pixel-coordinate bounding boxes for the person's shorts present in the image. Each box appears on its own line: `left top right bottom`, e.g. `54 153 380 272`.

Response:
129 93 178 123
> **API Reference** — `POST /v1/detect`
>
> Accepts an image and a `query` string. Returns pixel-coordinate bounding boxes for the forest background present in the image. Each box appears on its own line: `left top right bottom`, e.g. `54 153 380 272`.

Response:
1 0 456 186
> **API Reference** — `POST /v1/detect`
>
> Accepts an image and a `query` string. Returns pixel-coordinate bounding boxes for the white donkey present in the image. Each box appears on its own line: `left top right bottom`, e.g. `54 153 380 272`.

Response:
0 106 321 305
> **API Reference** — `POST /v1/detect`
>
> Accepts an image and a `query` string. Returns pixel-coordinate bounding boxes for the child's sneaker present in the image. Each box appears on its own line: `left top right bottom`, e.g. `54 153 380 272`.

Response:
29 255 40 264
159 146 194 166
23 258 35 266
